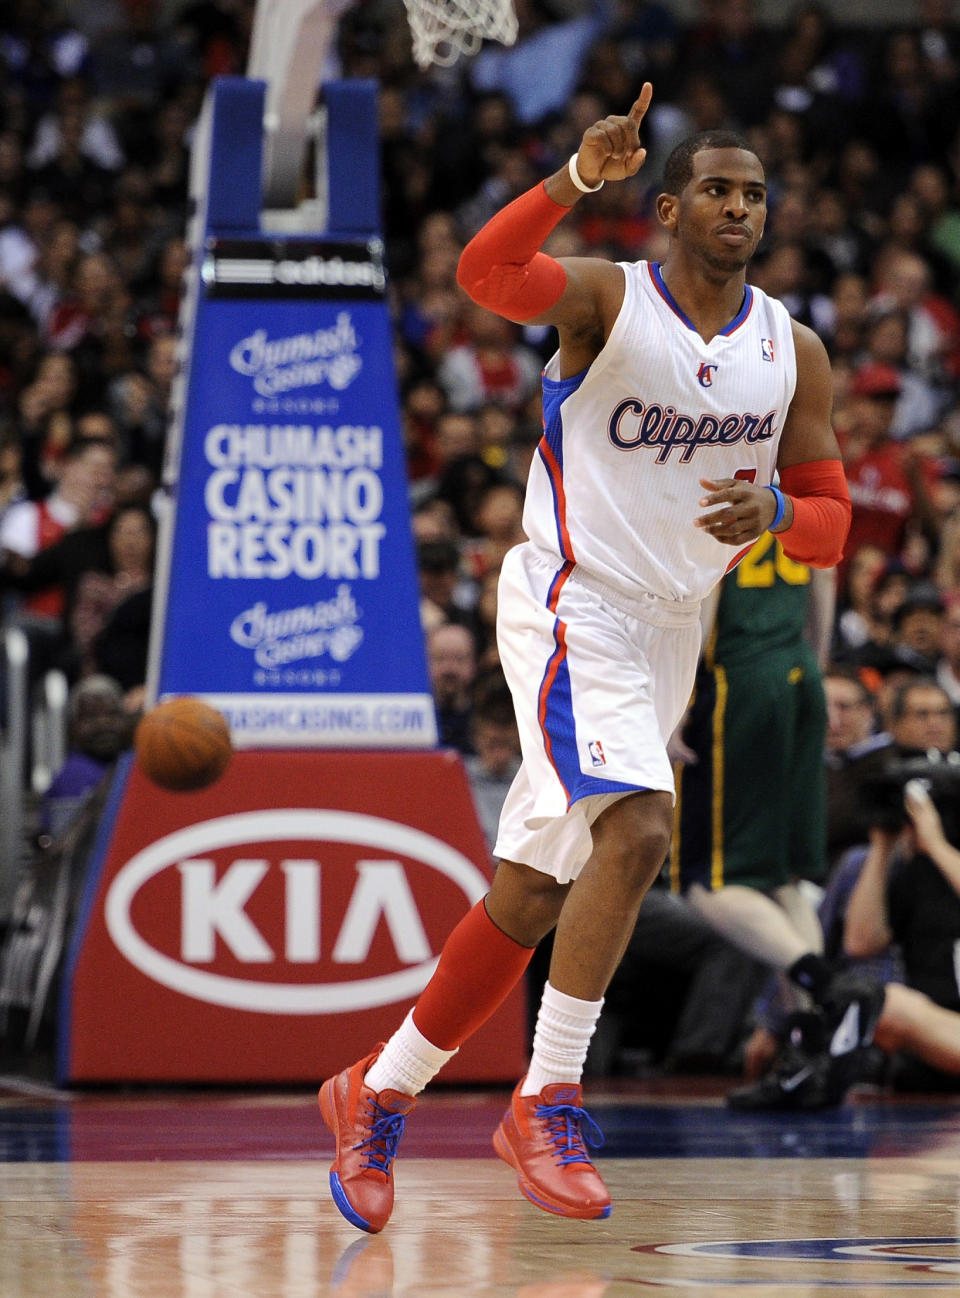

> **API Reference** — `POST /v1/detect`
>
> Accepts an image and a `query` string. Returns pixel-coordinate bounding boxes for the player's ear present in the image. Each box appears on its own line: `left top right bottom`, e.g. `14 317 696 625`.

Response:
656 193 678 230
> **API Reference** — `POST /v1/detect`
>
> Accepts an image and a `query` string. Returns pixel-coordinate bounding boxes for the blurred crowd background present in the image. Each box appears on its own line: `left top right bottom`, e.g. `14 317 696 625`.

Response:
3 0 960 1081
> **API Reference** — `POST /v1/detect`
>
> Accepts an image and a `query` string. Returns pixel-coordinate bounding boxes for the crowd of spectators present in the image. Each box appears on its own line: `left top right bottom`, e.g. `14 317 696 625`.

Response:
4 1 960 1084
0 0 250 706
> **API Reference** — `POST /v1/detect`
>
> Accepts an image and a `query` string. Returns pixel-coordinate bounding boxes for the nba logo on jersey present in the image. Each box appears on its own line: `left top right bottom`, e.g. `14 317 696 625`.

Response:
761 338 775 363
588 740 606 767
696 362 717 388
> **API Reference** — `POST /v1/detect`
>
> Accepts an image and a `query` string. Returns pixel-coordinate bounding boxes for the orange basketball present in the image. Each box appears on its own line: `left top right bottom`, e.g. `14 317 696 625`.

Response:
135 696 233 792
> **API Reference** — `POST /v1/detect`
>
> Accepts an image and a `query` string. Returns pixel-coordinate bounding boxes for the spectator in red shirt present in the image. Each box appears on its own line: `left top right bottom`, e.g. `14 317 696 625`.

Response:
839 362 939 574
437 301 542 415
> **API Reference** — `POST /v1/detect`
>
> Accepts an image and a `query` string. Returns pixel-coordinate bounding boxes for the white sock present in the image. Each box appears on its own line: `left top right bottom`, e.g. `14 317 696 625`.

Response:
521 981 604 1096
363 1010 458 1097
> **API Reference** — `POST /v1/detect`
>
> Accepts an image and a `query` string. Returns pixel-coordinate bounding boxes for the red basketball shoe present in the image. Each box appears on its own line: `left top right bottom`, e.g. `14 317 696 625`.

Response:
319 1051 416 1233
493 1080 611 1219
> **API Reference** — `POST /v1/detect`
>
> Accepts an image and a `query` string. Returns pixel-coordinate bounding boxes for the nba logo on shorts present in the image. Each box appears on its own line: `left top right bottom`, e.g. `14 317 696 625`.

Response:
588 740 606 767
761 337 775 362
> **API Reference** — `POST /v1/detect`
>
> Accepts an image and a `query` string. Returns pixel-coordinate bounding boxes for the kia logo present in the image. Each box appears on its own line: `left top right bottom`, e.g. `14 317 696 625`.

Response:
105 810 488 1013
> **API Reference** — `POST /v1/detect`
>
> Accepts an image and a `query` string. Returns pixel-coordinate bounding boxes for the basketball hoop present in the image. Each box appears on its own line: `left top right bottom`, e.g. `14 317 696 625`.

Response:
402 0 518 68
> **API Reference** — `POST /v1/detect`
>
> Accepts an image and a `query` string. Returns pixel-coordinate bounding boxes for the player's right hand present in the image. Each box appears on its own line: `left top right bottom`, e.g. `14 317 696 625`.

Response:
573 82 652 187
694 476 782 547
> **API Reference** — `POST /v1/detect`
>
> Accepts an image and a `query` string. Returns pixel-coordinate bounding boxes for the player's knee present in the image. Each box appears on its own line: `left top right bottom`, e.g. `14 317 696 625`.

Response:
625 827 671 888
488 858 568 943
594 794 672 888
514 885 567 935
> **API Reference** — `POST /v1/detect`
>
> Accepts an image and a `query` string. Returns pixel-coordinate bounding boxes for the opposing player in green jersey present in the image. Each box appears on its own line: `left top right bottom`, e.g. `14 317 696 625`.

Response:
673 532 828 896
670 534 883 1107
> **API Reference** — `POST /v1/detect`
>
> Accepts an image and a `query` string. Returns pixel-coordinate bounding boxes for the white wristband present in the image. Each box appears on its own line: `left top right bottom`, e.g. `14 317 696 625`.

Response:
568 153 604 193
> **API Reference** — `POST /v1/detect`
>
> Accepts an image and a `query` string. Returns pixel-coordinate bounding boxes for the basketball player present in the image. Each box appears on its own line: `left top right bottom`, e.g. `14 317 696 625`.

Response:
670 542 883 1109
320 82 851 1230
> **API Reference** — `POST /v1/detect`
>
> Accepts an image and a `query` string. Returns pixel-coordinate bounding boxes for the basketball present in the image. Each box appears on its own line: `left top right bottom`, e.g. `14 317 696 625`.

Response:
135 696 233 792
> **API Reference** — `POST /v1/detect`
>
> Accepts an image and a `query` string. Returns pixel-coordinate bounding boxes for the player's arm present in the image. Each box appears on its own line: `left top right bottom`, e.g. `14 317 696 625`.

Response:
457 84 652 373
769 321 850 567
694 322 850 567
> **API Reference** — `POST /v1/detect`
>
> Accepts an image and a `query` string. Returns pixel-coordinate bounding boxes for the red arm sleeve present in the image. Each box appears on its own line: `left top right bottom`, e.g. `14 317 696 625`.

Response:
776 459 852 569
456 181 569 321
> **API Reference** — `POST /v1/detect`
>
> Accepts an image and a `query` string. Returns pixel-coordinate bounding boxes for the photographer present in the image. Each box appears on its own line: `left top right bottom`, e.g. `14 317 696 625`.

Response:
734 677 958 1106
824 665 888 870
843 754 960 1091
817 677 958 966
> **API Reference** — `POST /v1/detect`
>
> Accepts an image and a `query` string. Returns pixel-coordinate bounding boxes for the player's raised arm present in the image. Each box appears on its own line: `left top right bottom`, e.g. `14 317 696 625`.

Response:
456 84 653 343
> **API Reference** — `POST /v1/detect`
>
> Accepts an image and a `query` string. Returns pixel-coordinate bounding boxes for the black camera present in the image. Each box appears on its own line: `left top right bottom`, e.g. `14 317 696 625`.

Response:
859 749 960 842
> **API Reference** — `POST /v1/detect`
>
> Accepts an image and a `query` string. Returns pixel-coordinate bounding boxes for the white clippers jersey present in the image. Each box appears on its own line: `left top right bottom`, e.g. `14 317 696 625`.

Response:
523 259 798 604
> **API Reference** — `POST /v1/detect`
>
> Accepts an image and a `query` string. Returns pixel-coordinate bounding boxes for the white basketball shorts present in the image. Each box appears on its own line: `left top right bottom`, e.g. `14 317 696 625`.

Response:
493 543 702 884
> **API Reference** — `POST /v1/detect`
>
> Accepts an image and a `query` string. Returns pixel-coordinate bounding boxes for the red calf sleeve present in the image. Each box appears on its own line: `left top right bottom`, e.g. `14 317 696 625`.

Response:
412 899 535 1050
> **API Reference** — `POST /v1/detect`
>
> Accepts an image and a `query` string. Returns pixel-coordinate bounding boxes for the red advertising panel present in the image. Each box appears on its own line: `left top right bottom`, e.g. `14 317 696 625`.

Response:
61 750 528 1083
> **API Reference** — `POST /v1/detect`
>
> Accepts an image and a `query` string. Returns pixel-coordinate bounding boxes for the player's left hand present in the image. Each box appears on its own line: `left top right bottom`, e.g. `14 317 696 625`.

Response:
693 477 781 547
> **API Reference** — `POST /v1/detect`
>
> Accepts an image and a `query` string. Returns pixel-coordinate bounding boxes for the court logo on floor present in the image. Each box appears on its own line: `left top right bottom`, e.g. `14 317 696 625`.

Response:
632 1237 960 1286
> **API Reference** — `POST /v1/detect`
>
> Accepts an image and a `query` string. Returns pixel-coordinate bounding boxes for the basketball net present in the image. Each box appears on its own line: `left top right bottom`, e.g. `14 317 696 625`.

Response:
402 0 518 68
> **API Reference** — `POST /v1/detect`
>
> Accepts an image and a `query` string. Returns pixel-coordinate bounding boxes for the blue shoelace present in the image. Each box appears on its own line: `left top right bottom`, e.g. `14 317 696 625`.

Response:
534 1101 605 1167
354 1100 407 1174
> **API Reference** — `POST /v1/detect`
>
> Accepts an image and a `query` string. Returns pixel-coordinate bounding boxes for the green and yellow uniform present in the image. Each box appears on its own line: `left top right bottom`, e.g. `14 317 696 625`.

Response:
671 533 827 894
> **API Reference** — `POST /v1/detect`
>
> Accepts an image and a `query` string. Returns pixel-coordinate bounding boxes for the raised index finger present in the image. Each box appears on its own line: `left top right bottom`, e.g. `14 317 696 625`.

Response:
628 82 653 126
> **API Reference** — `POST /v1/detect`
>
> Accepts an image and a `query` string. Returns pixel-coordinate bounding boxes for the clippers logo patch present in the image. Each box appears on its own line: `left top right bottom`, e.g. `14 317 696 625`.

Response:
697 362 718 388
761 337 775 362
588 740 606 767
607 399 778 464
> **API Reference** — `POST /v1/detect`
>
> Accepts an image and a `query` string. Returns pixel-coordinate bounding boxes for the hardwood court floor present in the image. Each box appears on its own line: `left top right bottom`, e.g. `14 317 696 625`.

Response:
3 1076 960 1297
